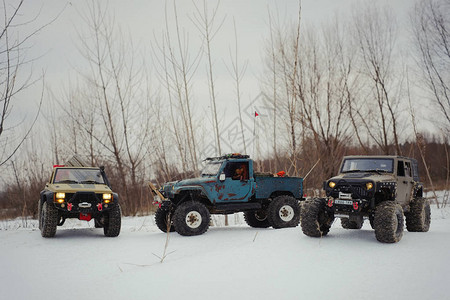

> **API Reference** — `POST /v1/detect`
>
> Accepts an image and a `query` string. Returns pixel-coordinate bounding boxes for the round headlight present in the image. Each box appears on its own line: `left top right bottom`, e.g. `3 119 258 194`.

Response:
329 181 336 188
366 182 373 190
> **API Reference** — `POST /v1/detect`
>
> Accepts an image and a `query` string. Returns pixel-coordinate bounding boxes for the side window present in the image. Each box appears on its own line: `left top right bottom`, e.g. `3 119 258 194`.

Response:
223 162 249 181
404 162 412 178
411 160 419 180
397 161 405 177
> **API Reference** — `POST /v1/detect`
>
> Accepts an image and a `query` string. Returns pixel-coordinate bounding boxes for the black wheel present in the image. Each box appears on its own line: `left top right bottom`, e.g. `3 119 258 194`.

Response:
244 209 270 228
341 218 363 229
94 218 103 228
369 215 375 229
155 206 176 232
40 201 58 238
267 195 301 229
406 197 431 232
374 201 404 243
300 198 334 237
173 201 210 236
37 200 42 230
103 204 122 237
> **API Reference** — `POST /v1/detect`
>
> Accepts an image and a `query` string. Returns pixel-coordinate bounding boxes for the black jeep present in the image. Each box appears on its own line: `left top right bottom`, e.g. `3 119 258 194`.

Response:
300 155 430 243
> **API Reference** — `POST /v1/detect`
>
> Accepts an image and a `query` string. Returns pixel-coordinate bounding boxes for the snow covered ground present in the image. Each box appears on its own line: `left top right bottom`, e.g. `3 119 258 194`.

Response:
1 201 449 300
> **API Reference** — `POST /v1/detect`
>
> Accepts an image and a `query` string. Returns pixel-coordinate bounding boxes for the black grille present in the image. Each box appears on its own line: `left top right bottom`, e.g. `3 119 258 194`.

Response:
66 192 101 212
331 184 371 199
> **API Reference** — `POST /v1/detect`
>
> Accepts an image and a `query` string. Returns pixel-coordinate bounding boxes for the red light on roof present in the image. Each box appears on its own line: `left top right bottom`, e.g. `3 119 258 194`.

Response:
53 165 65 168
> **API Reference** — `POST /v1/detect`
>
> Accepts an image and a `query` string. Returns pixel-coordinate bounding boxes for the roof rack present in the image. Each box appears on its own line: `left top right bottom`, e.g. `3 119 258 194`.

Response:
205 153 250 161
65 155 90 167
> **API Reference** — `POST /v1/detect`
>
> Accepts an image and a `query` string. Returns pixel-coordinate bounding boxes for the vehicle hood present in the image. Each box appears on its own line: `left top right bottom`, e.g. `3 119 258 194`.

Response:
47 183 112 193
330 173 395 182
175 177 216 187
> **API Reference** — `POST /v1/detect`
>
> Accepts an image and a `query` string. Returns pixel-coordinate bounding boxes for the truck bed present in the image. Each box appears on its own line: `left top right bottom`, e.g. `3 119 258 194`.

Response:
254 175 303 199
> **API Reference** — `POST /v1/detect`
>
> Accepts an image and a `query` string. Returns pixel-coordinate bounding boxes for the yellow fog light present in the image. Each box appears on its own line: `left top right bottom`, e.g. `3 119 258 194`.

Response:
56 192 65 199
103 193 112 201
366 182 373 190
56 198 65 204
329 181 336 188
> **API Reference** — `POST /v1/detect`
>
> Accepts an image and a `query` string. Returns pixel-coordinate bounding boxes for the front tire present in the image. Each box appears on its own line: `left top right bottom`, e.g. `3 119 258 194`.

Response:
300 198 334 237
244 209 270 228
103 204 122 237
374 201 404 243
155 206 176 232
173 201 210 236
41 201 58 238
267 195 301 229
406 197 431 232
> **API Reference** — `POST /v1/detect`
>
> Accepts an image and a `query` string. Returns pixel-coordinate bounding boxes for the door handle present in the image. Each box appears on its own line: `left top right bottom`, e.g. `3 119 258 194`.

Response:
403 181 408 184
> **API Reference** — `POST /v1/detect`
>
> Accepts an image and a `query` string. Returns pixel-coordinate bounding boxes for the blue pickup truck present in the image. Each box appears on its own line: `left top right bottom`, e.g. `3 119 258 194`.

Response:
152 154 304 236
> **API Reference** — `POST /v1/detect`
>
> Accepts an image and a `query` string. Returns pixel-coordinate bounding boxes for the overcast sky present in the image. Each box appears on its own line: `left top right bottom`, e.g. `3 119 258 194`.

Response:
4 0 422 160
10 0 414 107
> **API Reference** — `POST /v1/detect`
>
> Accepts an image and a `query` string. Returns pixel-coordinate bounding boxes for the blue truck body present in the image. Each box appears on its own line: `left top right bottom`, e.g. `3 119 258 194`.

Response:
161 157 303 205
154 154 304 236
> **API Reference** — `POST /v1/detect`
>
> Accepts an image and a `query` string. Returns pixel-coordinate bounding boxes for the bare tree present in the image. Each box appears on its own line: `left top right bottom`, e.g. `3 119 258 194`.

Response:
352 4 403 155
411 0 450 133
226 17 248 154
0 0 50 166
191 0 226 156
73 1 153 215
295 21 352 178
152 1 202 174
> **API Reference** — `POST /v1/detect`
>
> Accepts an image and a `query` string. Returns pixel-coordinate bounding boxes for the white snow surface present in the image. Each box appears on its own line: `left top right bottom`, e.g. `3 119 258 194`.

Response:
1 202 450 300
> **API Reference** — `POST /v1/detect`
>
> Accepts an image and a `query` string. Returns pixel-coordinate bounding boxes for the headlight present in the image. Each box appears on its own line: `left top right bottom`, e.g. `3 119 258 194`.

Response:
103 193 112 200
56 192 65 199
366 182 373 190
329 181 336 188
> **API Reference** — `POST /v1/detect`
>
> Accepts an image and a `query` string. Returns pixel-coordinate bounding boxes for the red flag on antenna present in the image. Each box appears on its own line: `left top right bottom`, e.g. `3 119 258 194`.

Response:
254 111 259 117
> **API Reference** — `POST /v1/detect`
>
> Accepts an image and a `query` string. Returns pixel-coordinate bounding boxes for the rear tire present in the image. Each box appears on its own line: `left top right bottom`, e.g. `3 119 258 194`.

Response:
374 201 404 243
41 202 58 238
173 202 210 236
103 204 122 237
267 195 300 229
155 206 176 232
244 209 270 228
37 200 42 230
341 218 363 229
300 198 334 237
406 197 431 232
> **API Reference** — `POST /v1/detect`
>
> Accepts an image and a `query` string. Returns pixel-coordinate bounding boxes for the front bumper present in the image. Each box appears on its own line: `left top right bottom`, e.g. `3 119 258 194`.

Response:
52 191 117 214
326 197 372 216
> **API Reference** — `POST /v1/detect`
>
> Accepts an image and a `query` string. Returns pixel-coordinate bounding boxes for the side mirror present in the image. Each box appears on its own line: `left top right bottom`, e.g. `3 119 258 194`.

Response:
219 173 226 182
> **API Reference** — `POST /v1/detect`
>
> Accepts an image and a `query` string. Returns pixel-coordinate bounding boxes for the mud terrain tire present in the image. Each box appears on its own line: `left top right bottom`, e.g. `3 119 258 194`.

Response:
267 195 301 229
406 197 431 232
155 206 176 232
244 209 270 228
374 202 404 243
300 198 334 237
103 204 122 237
41 201 59 238
341 218 363 229
173 201 210 236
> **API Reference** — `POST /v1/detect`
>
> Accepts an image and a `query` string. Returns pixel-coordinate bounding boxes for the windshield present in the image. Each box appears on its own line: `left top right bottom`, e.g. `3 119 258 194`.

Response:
201 162 222 176
341 158 393 173
53 168 105 184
